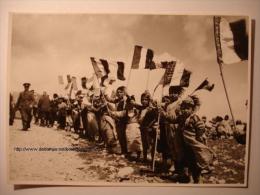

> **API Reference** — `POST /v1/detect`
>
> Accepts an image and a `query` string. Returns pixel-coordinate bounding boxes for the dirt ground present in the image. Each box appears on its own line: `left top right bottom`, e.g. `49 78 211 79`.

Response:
9 119 246 184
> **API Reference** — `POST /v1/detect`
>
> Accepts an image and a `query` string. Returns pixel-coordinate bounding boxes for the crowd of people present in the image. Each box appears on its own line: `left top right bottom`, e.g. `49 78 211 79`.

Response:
9 82 247 183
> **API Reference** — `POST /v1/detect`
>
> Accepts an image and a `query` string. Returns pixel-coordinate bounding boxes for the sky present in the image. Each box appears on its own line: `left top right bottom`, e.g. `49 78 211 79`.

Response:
10 14 249 122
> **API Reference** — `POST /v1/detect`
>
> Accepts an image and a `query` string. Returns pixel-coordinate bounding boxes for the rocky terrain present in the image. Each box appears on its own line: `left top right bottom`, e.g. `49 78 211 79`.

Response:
9 120 246 185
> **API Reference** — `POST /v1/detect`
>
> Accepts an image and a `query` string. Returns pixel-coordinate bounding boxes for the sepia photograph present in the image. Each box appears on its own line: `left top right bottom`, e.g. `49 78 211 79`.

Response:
8 14 250 186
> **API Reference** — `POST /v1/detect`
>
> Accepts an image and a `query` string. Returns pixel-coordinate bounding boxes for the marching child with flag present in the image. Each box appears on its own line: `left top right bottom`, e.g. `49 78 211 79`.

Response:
138 90 158 163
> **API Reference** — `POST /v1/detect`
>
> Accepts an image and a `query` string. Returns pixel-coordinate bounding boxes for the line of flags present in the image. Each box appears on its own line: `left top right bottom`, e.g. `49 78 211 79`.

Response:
58 42 216 97
58 75 93 91
130 45 193 94
53 15 250 132
61 14 251 96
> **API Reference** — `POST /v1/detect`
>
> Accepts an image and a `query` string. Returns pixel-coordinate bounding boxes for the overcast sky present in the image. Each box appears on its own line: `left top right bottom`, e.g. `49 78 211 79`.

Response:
10 14 249 122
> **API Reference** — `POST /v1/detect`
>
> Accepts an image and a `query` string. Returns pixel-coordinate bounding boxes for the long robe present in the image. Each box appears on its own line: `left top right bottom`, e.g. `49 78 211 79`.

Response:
163 100 185 163
182 114 214 169
110 109 142 153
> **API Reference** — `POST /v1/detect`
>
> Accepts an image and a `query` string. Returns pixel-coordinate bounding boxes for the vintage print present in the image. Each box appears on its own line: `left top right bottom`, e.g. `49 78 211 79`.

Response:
9 14 250 185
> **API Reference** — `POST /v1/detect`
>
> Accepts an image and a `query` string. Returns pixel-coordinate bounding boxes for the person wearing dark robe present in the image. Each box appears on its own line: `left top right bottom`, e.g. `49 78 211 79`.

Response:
49 93 59 127
9 93 15 126
57 97 67 130
159 86 186 179
38 91 51 127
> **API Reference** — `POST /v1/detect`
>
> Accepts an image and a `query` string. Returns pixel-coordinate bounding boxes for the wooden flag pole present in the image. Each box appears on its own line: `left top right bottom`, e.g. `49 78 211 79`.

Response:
146 70 151 90
90 62 118 139
189 77 209 96
213 16 236 129
126 67 133 90
189 89 197 96
218 62 236 128
152 79 164 172
91 74 98 105
69 82 73 100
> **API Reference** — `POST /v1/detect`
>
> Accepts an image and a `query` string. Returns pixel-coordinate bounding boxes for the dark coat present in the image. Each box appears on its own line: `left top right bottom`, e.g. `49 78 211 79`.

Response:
16 90 34 109
38 95 51 111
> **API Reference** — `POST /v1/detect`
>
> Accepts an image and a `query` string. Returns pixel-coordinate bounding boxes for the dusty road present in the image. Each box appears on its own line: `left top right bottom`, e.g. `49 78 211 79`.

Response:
9 119 164 184
9 119 246 184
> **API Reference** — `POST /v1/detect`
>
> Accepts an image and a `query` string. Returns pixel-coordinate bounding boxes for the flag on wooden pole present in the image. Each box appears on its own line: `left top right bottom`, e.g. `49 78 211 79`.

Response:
116 61 126 80
131 45 156 69
81 77 87 89
158 61 177 86
90 57 126 86
65 74 72 90
153 60 191 93
213 16 248 129
71 76 78 91
167 60 191 87
214 16 248 65
194 78 215 92
91 57 106 78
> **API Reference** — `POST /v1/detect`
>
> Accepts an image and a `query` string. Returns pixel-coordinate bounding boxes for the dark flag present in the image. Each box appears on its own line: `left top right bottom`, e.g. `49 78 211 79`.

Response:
153 61 176 93
90 57 126 86
81 77 87 89
131 45 156 69
153 60 191 93
67 75 72 83
195 78 215 92
179 69 192 87
90 57 106 78
169 60 191 87
65 74 72 90
159 61 177 86
71 76 78 91
214 16 248 65
117 61 126 80
99 59 110 86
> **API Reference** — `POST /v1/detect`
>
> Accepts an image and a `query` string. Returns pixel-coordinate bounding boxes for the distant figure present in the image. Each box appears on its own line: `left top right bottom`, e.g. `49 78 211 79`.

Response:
38 91 51 127
32 90 39 125
215 116 227 138
233 120 247 144
49 93 59 127
208 117 218 140
15 83 35 130
223 115 233 137
57 97 67 130
9 93 15 126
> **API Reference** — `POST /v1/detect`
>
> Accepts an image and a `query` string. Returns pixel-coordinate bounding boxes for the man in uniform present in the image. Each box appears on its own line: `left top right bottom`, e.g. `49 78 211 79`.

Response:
15 83 35 130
